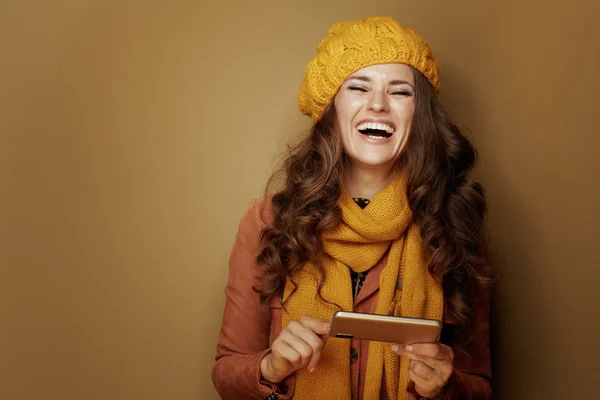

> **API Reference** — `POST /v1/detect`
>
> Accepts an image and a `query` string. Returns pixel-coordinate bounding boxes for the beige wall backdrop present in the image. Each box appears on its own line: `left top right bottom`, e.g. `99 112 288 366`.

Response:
1 1 598 399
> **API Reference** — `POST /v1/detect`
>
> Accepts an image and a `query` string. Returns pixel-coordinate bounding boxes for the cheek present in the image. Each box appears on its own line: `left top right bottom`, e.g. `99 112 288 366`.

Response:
334 115 352 151
335 93 364 120
334 97 362 141
350 97 364 109
393 103 416 131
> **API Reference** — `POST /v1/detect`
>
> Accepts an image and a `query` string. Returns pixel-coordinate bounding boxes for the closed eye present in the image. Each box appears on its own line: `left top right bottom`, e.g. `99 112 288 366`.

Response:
391 90 412 96
348 86 368 92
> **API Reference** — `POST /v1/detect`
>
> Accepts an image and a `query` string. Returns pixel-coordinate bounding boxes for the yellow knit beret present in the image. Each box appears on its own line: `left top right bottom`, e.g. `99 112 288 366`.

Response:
298 16 440 122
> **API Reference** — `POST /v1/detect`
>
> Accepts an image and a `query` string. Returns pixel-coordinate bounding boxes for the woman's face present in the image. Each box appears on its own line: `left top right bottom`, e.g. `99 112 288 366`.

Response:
333 63 416 171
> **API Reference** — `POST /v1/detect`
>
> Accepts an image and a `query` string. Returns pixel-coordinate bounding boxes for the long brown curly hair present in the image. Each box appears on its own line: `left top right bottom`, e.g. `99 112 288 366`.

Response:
256 68 492 336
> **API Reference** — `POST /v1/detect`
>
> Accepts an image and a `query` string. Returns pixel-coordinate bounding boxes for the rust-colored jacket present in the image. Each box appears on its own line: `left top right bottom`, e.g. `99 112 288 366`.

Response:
212 200 492 399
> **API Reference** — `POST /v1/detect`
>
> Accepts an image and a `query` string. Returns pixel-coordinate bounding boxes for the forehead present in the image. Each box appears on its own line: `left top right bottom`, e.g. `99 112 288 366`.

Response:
346 63 414 82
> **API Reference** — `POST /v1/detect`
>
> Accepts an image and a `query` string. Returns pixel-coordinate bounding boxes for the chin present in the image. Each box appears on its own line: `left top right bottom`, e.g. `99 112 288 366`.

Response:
355 156 397 168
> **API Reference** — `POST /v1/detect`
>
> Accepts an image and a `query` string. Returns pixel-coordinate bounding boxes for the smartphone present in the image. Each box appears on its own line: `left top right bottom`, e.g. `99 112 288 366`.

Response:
329 311 442 344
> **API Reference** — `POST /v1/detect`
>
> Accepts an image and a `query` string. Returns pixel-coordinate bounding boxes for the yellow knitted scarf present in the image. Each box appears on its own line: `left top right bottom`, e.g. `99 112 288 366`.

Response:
282 173 444 399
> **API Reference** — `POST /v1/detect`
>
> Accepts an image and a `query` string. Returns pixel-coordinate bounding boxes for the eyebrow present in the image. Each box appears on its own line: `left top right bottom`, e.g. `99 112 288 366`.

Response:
346 75 414 87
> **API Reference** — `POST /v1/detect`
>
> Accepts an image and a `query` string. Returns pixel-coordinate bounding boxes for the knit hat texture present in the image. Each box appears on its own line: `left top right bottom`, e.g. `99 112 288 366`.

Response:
298 16 440 122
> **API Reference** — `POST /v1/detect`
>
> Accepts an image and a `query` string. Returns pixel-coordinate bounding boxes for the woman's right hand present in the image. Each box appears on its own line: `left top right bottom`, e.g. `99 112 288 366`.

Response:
260 316 330 383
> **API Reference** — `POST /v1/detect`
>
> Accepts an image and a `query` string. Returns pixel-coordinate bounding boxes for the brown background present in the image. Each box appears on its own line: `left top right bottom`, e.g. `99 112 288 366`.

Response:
1 1 598 399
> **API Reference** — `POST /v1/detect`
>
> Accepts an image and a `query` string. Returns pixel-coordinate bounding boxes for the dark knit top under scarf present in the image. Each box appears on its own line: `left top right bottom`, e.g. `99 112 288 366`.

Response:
350 197 371 300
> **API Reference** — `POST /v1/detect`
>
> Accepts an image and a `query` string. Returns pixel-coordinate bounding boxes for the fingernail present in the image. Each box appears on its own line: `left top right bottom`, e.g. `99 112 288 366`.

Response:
391 344 398 352
309 367 315 373
405 345 413 352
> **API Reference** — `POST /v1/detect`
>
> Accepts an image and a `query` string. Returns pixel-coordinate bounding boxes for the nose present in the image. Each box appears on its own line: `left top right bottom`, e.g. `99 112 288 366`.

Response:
367 89 390 113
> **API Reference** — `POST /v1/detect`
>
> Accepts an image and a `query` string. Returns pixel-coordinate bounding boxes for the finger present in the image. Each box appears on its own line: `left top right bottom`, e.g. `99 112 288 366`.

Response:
401 349 441 369
304 336 324 372
408 368 438 398
391 343 407 355
409 360 436 382
287 320 324 349
440 344 454 360
272 340 303 368
401 344 453 370
391 344 439 369
289 329 323 372
287 321 325 371
406 343 452 361
409 359 452 393
279 332 313 367
299 315 331 335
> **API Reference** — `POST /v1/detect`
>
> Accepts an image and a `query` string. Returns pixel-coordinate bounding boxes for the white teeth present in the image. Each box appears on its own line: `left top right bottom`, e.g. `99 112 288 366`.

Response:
356 122 395 134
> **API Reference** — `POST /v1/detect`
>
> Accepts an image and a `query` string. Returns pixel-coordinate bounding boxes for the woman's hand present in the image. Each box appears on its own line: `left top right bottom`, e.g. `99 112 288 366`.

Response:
392 343 454 399
260 316 330 384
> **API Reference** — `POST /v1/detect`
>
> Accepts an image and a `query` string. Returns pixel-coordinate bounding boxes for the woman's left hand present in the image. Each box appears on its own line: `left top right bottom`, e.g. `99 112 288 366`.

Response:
391 343 454 399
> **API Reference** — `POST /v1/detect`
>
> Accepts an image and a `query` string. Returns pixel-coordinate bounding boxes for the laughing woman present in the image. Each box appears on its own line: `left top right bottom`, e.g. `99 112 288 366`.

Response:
212 17 493 400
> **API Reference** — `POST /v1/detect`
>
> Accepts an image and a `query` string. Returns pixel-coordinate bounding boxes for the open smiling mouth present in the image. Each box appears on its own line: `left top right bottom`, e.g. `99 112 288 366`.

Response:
356 122 394 139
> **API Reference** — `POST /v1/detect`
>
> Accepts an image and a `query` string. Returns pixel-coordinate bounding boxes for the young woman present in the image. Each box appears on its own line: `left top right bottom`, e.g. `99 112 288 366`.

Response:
212 16 493 400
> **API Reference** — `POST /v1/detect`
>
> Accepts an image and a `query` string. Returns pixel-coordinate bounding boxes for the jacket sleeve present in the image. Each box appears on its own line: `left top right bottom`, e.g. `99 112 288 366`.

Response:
211 200 291 400
443 283 493 400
